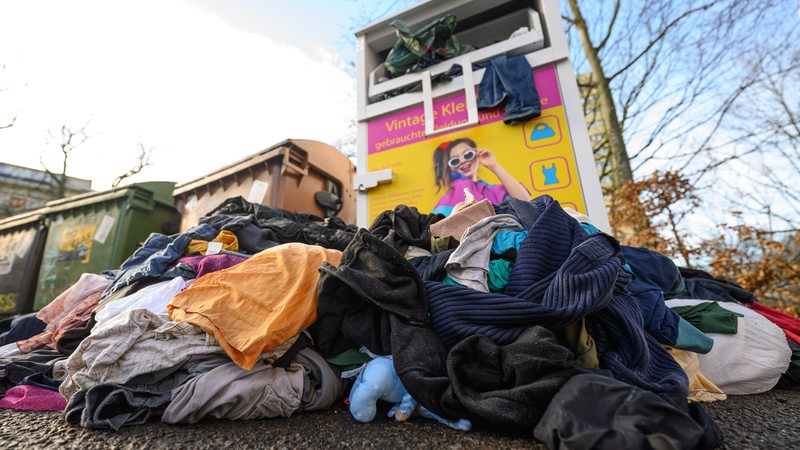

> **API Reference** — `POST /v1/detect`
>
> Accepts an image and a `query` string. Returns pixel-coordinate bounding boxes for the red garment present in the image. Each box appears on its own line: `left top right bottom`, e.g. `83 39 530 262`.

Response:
748 301 800 344
784 329 800 345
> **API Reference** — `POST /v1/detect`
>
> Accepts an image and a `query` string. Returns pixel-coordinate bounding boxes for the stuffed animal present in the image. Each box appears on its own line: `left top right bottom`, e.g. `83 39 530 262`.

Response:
349 356 406 423
349 356 472 431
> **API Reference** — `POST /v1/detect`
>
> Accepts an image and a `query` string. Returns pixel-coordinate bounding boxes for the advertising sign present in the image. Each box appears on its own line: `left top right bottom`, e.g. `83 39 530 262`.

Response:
365 65 591 223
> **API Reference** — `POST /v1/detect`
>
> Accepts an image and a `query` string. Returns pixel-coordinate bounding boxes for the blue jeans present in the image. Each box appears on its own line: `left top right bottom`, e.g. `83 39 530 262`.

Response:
101 224 218 300
476 54 541 124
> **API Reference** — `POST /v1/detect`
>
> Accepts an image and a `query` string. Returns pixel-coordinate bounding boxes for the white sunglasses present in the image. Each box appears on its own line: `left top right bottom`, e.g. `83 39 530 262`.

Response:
448 149 476 168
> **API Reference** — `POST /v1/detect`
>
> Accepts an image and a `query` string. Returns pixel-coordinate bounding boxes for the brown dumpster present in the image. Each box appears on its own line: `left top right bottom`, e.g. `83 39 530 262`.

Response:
172 139 357 231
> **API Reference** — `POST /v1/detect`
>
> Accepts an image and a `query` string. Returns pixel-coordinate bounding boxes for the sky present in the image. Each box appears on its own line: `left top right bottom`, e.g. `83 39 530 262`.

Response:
0 0 400 190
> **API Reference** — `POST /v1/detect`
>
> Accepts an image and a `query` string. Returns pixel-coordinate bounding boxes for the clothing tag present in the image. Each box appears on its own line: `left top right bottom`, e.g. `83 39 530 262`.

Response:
205 241 223 255
340 367 364 379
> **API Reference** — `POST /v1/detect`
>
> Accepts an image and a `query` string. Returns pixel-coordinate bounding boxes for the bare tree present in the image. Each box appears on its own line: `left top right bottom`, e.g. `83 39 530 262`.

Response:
716 41 800 232
561 0 789 189
560 0 800 270
41 121 90 199
112 141 153 188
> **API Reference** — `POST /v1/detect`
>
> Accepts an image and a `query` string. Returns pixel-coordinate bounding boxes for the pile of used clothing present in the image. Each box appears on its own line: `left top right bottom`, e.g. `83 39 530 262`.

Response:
1 194 798 449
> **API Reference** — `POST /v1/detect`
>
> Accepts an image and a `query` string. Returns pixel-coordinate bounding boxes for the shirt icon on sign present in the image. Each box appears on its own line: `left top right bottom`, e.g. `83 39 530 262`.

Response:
530 124 556 141
530 156 572 192
542 163 559 185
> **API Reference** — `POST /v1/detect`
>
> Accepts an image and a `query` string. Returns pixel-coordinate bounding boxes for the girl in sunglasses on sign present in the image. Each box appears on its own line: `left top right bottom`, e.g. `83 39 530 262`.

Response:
432 138 530 217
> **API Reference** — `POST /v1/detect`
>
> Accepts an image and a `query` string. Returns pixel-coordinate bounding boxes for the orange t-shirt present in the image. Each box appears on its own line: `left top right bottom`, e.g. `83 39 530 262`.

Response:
168 242 342 370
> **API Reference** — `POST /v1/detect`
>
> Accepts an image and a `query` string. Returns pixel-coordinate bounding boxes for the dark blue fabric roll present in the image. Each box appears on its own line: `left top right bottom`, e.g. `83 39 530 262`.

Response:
427 195 689 398
620 245 685 345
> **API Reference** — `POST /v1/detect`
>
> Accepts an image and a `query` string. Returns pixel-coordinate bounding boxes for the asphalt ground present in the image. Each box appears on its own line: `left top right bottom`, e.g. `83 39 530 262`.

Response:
1 388 798 449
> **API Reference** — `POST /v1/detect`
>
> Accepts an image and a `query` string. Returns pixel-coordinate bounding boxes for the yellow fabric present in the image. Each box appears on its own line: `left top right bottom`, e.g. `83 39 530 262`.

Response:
184 230 239 256
557 318 600 369
168 242 341 370
666 346 727 403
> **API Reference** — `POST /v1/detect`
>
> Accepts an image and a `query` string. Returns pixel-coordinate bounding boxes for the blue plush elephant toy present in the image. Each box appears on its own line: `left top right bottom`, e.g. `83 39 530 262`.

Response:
348 355 471 431
349 356 406 422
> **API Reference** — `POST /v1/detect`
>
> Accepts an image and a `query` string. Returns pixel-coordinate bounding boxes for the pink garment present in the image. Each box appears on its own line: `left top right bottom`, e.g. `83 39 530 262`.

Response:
435 177 509 212
17 274 110 353
35 273 110 326
0 385 67 411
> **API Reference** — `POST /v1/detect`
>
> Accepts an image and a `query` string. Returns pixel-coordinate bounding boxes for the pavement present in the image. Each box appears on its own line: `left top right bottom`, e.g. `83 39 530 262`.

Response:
1 388 798 449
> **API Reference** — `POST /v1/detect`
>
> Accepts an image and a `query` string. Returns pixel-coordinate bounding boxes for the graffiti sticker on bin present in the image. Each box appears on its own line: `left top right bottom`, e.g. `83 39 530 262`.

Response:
523 115 562 149
530 156 572 192
58 225 95 263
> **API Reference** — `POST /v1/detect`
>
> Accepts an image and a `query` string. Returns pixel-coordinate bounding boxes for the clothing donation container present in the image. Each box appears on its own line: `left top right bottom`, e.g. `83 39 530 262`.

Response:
32 182 179 311
172 138 357 232
0 211 48 317
353 0 609 230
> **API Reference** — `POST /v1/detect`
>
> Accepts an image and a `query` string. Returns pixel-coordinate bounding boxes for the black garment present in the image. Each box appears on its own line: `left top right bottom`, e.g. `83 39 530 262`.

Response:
65 382 172 430
0 313 46 346
309 227 452 419
200 196 356 252
309 228 425 359
271 332 309 368
533 372 721 449
198 213 281 253
0 349 65 395
442 326 581 429
776 339 800 390
408 249 454 282
20 371 62 391
679 267 757 304
55 315 96 355
311 227 578 427
368 204 441 255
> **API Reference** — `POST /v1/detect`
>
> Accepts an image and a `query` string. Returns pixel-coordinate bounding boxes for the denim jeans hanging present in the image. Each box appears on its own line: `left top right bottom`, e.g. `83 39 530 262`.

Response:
476 54 541 124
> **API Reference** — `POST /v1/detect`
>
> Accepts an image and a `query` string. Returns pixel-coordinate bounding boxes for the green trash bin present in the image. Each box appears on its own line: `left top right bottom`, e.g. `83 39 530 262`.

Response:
33 181 180 311
0 210 49 317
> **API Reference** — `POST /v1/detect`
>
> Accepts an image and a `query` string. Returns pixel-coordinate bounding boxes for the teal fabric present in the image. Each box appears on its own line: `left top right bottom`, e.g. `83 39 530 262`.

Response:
488 259 512 293
442 276 465 288
492 230 527 255
674 318 714 354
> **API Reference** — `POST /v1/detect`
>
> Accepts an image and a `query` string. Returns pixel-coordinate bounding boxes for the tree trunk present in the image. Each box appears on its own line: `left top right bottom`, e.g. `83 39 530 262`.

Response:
565 0 633 188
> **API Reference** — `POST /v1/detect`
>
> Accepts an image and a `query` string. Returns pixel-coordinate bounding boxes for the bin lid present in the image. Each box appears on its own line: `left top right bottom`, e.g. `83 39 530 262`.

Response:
0 209 47 232
172 138 353 196
41 181 177 214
